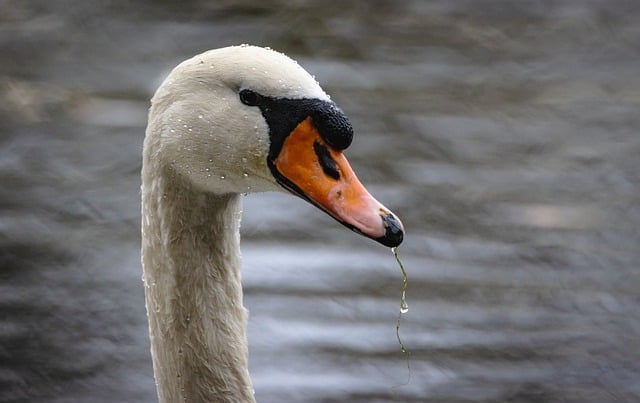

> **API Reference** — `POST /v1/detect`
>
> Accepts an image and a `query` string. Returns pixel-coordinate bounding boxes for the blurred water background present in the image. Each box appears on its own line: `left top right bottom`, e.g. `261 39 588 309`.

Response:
1 0 640 402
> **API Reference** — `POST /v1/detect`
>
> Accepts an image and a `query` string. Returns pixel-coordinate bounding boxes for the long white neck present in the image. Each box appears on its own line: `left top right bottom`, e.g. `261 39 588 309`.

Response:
141 164 255 403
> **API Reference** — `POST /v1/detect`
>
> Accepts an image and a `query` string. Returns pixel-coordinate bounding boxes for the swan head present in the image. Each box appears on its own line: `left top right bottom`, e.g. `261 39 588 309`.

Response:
146 45 403 247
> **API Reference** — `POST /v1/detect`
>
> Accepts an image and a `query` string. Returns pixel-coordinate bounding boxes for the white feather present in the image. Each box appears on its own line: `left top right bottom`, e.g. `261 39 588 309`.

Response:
141 45 326 402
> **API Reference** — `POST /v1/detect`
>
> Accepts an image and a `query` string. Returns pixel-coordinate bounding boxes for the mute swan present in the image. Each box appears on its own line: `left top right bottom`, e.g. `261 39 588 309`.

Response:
141 45 404 402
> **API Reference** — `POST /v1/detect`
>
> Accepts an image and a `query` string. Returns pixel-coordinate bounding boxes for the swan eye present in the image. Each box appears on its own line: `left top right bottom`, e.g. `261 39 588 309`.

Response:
239 89 261 106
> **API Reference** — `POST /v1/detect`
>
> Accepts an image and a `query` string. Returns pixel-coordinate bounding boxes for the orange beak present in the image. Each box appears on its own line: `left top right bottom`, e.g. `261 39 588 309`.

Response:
271 117 404 247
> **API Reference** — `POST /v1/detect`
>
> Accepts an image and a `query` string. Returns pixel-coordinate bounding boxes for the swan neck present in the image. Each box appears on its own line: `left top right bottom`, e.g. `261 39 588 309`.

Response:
141 170 254 403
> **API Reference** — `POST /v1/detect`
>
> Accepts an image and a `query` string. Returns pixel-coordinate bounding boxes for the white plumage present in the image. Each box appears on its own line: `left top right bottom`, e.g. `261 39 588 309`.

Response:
141 45 403 402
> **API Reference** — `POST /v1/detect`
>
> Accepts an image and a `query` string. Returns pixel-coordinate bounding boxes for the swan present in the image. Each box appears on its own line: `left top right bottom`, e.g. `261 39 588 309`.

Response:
141 45 404 402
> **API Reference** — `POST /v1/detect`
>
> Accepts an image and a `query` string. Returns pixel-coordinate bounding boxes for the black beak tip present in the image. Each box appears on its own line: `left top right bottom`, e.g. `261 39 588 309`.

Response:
376 213 404 248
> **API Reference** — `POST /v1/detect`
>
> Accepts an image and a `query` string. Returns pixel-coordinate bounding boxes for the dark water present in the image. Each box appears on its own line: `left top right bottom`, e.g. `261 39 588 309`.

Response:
2 1 640 402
